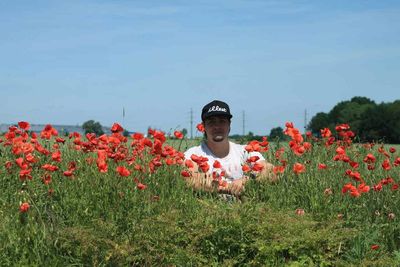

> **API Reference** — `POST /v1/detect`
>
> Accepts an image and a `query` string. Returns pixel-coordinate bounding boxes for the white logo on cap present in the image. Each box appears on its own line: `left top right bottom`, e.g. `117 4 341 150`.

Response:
208 105 227 113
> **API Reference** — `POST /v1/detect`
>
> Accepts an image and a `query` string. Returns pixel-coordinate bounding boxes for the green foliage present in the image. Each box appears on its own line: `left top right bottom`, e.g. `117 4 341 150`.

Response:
1 134 400 265
82 120 104 136
308 112 332 136
308 96 400 143
269 126 288 141
181 128 188 137
359 100 400 144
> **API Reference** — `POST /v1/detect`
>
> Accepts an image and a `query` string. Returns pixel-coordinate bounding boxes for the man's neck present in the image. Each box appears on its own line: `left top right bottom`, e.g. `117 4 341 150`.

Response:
205 140 230 158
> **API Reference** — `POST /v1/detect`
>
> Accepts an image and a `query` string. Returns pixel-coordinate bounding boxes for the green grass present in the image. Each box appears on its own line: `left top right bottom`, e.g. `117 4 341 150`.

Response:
1 134 400 266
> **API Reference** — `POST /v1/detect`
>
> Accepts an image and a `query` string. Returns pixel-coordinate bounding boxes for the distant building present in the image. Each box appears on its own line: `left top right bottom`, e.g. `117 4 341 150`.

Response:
0 123 111 136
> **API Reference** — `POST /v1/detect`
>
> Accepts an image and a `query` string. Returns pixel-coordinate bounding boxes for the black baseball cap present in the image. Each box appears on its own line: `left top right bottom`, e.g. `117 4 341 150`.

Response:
201 100 233 121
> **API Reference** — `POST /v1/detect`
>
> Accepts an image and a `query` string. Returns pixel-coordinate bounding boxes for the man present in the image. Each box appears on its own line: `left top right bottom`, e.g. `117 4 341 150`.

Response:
184 100 276 196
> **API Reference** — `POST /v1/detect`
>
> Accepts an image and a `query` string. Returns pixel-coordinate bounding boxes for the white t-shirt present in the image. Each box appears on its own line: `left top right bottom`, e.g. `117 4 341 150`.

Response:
184 141 265 182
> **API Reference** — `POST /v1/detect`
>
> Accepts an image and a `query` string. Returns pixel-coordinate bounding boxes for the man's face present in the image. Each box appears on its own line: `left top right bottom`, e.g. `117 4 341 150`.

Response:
204 116 230 142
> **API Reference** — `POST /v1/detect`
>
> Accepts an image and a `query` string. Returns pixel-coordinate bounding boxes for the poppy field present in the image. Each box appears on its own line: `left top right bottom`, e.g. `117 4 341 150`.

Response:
1 121 400 266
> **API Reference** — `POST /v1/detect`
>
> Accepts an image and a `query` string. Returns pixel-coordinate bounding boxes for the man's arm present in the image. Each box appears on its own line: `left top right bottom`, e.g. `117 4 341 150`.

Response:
183 162 248 196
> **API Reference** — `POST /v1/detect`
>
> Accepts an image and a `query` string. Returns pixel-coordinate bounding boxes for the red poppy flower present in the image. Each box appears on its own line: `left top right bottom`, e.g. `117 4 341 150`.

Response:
335 124 350 132
213 160 221 168
19 202 30 213
41 164 59 172
51 150 62 162
321 128 332 138
19 169 32 181
184 159 194 169
371 244 380 250
97 161 108 173
42 174 52 184
18 121 30 130
247 156 260 163
245 141 261 152
181 170 191 177
199 162 210 173
55 137 65 143
15 157 28 170
111 123 123 133
373 183 383 192
137 183 147 190
318 163 327 170
68 161 77 171
349 161 359 169
382 159 391 170
242 164 251 172
5 161 13 170
116 166 130 177
252 162 264 172
196 123 205 133
63 170 74 177
273 165 285 174
363 153 376 164
358 183 370 193
132 132 144 140
293 163 305 174
174 130 184 139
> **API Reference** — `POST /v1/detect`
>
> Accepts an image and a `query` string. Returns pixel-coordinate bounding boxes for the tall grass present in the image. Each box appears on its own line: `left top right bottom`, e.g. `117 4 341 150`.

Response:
0 128 399 266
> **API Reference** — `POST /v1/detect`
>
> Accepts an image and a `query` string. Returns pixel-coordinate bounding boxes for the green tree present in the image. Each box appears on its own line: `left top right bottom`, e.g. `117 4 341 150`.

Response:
307 112 331 136
359 100 400 143
269 127 286 141
350 96 375 105
82 120 104 136
181 128 188 137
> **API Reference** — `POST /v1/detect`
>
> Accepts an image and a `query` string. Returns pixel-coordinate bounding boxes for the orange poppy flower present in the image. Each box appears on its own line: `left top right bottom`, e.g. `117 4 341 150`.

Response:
293 163 305 174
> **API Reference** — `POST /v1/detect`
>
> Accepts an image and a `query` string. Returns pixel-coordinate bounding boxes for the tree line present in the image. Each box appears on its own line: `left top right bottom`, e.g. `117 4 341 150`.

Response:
308 96 400 144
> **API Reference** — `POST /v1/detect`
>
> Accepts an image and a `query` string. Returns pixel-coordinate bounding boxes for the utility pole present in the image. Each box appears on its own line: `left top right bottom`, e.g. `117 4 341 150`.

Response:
304 109 307 132
242 110 245 136
122 107 125 128
190 108 193 139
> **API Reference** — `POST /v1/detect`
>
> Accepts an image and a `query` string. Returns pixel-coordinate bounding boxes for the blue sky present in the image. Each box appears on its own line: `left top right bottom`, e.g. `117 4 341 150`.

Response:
1 0 399 136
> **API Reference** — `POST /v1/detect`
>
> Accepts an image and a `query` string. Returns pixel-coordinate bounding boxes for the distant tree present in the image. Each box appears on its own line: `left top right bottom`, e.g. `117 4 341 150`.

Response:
359 100 400 143
336 101 375 135
308 112 331 136
82 120 104 136
123 129 130 137
350 96 375 105
386 100 400 143
308 96 400 143
181 128 188 137
269 127 286 141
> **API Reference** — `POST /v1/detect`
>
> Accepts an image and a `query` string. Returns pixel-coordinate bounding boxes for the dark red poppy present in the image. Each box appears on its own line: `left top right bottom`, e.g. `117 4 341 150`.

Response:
18 121 30 130
111 123 123 133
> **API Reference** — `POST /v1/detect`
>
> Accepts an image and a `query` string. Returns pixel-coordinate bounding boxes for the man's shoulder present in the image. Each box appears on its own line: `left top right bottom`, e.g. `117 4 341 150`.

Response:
229 141 245 151
185 145 202 154
184 143 205 158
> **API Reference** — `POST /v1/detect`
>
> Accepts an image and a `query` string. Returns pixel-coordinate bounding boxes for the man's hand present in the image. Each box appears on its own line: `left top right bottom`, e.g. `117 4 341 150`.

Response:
218 177 249 196
256 161 278 182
